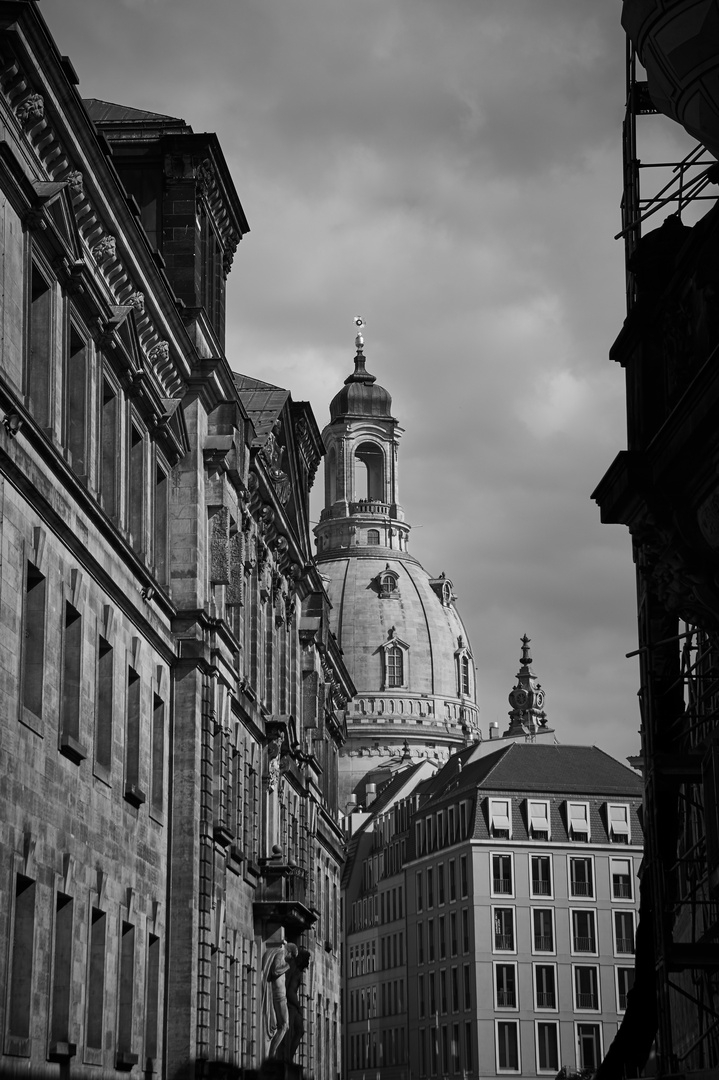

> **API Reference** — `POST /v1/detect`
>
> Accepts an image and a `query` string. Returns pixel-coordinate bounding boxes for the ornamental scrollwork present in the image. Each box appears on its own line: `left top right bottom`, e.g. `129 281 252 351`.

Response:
17 94 44 125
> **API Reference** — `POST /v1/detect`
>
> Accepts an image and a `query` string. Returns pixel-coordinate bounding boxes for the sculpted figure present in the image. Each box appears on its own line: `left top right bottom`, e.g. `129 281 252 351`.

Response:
281 946 311 1061
261 942 297 1059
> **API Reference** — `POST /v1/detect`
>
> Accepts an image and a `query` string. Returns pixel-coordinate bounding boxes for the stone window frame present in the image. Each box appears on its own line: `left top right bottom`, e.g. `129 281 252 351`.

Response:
378 634 409 690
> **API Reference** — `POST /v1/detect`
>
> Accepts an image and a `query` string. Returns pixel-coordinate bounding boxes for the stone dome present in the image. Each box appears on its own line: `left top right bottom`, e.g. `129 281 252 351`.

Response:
329 352 393 420
319 548 479 738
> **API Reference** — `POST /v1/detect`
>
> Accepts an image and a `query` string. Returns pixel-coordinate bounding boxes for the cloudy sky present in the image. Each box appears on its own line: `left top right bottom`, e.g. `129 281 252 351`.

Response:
39 0 700 765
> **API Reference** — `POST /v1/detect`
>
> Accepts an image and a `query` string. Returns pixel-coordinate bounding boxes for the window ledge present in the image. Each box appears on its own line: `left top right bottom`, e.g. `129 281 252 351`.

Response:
49 1041 77 1062
59 732 87 765
124 783 146 808
116 1051 139 1071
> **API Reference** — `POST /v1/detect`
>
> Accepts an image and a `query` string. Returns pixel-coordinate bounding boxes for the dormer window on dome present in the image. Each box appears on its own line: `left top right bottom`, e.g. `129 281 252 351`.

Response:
455 636 473 698
378 628 409 690
430 573 455 606
376 564 399 599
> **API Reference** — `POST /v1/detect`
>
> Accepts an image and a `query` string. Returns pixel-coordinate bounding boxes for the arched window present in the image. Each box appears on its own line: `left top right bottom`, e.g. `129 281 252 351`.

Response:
367 529 380 545
461 655 470 696
354 442 384 501
326 446 337 504
386 645 403 687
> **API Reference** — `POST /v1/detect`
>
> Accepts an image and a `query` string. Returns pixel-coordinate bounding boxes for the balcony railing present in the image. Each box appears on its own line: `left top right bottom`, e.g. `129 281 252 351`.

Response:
494 934 514 950
532 879 550 895
493 878 513 894
536 992 555 1008
573 936 596 952
616 937 634 954
613 882 632 898
571 881 592 897
619 993 629 1011
350 500 390 515
534 936 553 951
577 993 598 1009
496 990 516 1007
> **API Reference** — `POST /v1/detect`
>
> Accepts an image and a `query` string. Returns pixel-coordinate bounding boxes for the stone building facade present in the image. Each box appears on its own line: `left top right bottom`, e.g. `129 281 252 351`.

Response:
0 4 350 1078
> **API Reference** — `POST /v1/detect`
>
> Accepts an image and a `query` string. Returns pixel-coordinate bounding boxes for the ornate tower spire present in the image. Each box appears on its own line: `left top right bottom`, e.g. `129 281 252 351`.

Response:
504 635 549 739
314 320 409 557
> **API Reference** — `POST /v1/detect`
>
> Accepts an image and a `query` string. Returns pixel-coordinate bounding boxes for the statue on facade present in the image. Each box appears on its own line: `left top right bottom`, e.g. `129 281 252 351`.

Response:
281 946 311 1062
261 942 297 1059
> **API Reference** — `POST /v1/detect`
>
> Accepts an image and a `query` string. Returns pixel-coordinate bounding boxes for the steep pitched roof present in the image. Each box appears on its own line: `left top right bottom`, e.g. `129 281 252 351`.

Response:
83 98 188 128
233 374 290 445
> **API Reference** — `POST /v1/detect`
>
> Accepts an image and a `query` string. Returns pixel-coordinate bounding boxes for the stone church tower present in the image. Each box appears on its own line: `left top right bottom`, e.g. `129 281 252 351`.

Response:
315 325 480 807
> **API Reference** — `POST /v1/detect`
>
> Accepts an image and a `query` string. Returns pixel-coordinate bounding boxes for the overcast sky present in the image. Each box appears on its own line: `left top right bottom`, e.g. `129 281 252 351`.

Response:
39 0 700 766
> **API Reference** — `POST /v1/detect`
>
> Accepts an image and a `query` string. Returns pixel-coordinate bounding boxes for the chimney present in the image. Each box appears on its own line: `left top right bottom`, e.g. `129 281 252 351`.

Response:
366 783 377 806
490 722 499 740
345 794 358 814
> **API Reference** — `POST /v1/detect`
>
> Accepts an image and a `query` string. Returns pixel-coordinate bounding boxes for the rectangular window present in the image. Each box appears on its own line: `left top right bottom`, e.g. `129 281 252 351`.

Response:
151 694 165 814
528 799 550 839
419 1029 426 1077
21 562 46 721
574 965 599 1010
117 922 135 1059
427 867 434 908
441 1024 449 1074
66 326 88 477
537 1022 560 1072
462 908 470 953
614 911 635 955
145 933 160 1063
440 970 447 1014
154 465 169 586
617 966 635 1011
452 1022 460 1072
450 912 458 957
577 1023 602 1070
8 874 36 1044
60 602 83 754
460 855 468 898
429 972 436 1017
451 966 459 1012
27 265 52 426
496 1020 520 1072
101 378 119 518
531 855 552 897
607 803 631 843
50 893 73 1047
572 909 597 954
417 921 424 964
129 423 145 552
86 908 106 1049
533 908 554 953
489 798 512 839
465 1022 473 1072
448 859 456 902
438 863 445 904
96 638 113 774
416 870 423 912
419 973 425 1018
463 963 471 1010
611 858 633 900
428 918 435 962
124 667 144 805
439 916 446 959
495 963 517 1009
567 801 590 841
492 853 513 896
569 857 594 898
533 963 556 1010
493 908 515 951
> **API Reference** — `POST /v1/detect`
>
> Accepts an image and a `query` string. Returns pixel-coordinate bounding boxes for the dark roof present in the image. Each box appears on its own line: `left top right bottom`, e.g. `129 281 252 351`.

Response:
84 98 188 129
329 352 393 421
233 375 289 444
425 742 642 810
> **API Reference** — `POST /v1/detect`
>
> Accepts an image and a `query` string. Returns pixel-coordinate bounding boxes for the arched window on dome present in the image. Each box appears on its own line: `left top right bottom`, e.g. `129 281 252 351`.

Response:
455 636 473 699
376 564 399 599
378 630 409 690
386 645 403 687
354 442 384 501
461 655 471 696
367 529 380 546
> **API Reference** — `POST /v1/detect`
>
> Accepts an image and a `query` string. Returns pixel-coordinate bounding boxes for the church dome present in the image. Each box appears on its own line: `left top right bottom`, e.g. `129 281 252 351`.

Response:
329 352 393 420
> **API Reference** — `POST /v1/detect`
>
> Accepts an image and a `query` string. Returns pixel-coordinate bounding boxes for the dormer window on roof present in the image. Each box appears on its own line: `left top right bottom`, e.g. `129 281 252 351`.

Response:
527 799 551 840
607 803 631 843
489 798 512 839
567 801 590 842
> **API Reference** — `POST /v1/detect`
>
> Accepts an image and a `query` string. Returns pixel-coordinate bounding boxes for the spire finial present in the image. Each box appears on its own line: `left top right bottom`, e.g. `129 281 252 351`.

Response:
354 315 365 355
520 634 532 668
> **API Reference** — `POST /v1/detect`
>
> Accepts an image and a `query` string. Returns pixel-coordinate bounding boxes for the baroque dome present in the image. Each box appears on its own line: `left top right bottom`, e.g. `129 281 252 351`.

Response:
315 337 479 804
